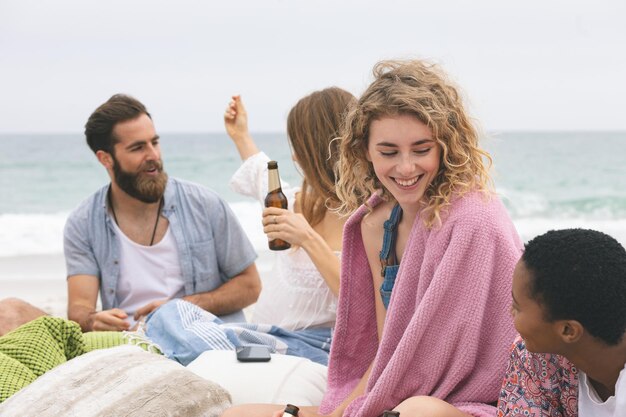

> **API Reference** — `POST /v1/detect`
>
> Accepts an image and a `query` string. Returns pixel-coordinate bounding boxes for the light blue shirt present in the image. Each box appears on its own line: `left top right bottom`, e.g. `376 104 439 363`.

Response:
63 177 257 323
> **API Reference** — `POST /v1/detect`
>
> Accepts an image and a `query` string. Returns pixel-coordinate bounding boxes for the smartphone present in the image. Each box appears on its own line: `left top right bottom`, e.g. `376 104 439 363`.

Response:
236 346 272 362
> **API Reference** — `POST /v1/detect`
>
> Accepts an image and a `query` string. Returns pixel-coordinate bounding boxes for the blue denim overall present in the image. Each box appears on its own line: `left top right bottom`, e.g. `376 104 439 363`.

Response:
379 203 403 309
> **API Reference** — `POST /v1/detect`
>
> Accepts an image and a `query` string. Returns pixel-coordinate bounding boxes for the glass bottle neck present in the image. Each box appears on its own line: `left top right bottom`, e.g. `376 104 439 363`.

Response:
268 168 282 192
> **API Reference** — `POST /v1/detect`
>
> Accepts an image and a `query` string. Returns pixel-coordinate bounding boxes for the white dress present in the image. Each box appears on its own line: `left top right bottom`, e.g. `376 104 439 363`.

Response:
229 152 338 331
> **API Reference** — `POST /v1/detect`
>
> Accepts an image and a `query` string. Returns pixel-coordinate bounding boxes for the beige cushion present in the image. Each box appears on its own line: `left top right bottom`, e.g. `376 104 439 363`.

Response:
186 350 327 406
0 345 231 416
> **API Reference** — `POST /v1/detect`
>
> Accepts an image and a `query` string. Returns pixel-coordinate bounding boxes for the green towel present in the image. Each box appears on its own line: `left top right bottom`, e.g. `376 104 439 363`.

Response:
0 317 161 403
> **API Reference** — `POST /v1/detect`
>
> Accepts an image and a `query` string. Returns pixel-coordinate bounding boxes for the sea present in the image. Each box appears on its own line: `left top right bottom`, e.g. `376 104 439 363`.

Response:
1 131 625 272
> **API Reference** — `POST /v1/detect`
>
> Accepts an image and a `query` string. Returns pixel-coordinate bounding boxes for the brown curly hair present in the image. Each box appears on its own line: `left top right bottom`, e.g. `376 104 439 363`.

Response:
335 59 493 227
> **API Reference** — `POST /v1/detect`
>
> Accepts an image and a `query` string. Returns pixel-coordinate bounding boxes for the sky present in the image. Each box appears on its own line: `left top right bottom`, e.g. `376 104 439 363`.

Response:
1 0 625 133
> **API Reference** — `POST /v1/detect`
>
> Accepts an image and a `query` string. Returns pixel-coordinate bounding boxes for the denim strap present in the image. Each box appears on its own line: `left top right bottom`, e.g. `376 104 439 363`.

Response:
379 203 403 310
379 203 403 276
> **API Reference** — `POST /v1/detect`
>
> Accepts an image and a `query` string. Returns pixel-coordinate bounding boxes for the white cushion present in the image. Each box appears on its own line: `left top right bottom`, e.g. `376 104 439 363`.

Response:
0 345 231 417
186 350 327 406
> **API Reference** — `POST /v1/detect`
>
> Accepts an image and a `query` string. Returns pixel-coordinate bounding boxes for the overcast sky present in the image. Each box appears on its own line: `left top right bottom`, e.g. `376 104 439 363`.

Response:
1 0 624 133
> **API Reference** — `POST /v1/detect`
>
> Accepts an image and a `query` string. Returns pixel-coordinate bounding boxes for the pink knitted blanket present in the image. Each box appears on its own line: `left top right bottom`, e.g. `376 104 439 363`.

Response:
320 192 523 417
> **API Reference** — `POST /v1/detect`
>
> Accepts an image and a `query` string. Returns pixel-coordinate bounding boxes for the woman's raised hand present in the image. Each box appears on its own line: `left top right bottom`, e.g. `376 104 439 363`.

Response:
224 95 250 142
223 95 259 160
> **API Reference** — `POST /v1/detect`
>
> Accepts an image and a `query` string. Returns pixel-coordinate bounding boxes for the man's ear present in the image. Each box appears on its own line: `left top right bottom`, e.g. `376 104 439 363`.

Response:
558 320 584 344
96 150 114 169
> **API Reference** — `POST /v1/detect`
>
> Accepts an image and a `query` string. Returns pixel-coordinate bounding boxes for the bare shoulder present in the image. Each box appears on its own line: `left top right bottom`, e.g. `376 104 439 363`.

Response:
360 200 395 252
361 200 394 234
360 200 394 338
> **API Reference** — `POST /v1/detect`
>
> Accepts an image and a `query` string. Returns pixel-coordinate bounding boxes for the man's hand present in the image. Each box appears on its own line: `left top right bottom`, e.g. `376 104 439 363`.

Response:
133 299 168 322
90 308 131 331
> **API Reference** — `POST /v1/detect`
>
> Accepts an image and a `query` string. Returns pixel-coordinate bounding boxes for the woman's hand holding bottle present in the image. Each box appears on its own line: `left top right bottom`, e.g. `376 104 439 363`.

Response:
262 207 314 248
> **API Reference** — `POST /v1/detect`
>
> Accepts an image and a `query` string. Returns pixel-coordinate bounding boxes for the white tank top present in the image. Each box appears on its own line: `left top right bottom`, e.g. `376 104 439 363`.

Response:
578 365 626 417
112 222 184 326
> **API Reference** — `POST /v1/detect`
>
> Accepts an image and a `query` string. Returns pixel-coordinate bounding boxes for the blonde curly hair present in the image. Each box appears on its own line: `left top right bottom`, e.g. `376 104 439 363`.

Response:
335 59 493 228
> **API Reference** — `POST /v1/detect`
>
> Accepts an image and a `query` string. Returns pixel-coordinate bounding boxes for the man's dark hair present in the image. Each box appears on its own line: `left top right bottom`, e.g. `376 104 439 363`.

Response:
523 228 626 345
84 94 151 154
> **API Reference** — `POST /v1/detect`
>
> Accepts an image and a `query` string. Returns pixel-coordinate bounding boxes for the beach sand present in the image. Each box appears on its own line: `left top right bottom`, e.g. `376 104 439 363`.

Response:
0 253 69 318
0 250 274 320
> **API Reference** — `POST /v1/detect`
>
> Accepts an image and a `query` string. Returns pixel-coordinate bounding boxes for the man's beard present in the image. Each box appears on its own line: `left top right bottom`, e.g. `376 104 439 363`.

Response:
112 157 168 203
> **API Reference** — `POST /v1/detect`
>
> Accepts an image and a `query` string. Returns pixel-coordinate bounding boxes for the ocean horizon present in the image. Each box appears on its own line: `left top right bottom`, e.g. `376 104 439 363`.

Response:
1 131 625 272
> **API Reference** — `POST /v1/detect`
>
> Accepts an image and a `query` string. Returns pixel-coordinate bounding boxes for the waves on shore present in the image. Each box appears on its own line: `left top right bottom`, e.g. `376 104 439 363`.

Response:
0 202 269 257
2 198 626 260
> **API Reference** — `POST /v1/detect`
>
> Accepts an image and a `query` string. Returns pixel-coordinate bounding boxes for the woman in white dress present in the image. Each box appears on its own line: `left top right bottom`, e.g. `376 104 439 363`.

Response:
224 87 356 332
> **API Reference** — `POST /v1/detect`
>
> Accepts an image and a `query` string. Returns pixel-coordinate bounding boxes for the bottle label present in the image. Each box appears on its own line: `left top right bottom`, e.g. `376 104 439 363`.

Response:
267 168 281 193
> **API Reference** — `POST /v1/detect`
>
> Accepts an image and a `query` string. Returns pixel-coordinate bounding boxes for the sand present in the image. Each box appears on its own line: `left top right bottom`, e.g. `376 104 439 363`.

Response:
0 253 68 318
0 250 274 320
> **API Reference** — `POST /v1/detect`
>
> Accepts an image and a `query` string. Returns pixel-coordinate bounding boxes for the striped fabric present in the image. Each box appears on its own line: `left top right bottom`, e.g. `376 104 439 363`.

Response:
145 299 332 366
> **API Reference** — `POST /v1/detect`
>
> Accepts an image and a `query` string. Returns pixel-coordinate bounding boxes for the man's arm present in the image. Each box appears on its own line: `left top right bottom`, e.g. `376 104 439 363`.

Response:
67 274 130 332
134 264 262 320
183 263 261 315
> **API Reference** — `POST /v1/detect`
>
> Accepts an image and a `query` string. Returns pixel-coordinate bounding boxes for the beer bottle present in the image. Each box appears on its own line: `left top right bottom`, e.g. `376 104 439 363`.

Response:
282 404 299 417
265 161 291 251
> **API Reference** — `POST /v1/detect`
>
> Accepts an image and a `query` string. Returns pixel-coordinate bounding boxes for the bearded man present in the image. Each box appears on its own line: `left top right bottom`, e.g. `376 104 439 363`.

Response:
63 94 260 332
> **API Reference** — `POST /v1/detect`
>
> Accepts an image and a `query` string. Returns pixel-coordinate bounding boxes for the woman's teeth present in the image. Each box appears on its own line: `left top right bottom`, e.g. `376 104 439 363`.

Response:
395 176 418 186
